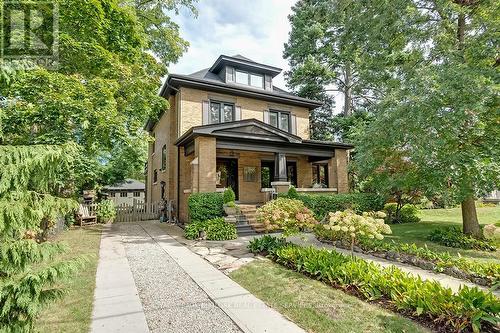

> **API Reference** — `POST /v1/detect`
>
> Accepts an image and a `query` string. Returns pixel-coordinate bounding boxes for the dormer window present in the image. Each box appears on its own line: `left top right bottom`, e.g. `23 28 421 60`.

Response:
234 69 264 89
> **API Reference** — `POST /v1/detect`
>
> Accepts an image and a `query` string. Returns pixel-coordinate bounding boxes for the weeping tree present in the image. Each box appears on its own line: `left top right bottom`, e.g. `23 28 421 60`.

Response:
0 143 84 331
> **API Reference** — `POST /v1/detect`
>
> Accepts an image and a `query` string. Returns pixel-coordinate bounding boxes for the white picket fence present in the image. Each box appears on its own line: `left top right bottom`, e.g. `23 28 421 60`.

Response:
115 200 162 222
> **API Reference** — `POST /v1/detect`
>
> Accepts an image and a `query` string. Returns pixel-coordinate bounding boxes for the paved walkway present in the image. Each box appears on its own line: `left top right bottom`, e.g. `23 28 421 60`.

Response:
91 221 305 333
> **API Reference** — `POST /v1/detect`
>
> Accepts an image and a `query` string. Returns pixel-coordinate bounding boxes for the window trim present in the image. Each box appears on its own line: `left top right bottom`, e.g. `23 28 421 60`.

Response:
234 69 264 89
269 109 291 133
209 99 235 124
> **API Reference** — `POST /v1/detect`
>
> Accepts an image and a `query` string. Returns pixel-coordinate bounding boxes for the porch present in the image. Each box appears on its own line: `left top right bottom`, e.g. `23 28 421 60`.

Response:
175 119 353 222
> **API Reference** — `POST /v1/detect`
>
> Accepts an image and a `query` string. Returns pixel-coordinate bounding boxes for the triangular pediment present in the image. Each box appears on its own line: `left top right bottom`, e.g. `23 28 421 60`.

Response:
195 119 302 143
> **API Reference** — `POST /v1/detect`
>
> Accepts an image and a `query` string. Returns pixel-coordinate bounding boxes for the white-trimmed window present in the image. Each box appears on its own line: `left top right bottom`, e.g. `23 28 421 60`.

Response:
234 70 264 89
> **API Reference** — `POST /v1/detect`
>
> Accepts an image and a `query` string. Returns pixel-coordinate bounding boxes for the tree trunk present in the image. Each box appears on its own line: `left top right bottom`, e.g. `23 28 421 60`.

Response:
457 13 465 50
461 196 481 238
343 63 352 117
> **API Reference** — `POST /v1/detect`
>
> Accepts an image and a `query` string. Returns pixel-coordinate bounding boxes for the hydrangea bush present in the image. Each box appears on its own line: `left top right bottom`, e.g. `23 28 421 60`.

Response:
323 210 392 254
257 198 317 236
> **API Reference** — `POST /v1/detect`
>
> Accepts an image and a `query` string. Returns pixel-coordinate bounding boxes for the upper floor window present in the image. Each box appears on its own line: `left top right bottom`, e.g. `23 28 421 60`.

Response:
153 169 158 183
133 191 141 197
235 69 263 88
120 192 127 197
210 100 234 123
269 110 290 132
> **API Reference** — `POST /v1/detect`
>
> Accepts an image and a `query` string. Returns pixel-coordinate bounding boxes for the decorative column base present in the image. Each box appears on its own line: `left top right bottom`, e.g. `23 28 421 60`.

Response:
271 181 291 194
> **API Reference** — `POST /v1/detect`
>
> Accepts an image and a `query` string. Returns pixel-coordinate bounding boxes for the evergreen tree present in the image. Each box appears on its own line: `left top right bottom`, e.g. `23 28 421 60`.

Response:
0 143 84 332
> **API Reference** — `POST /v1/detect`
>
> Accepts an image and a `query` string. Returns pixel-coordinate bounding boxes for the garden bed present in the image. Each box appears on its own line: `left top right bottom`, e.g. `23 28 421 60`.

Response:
316 236 497 288
248 236 500 333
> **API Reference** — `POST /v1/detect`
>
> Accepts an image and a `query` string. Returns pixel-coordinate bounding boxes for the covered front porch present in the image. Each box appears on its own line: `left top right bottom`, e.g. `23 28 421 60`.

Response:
175 119 352 222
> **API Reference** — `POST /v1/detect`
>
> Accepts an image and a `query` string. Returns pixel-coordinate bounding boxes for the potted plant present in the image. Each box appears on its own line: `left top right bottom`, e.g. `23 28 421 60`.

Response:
222 188 239 216
97 199 116 224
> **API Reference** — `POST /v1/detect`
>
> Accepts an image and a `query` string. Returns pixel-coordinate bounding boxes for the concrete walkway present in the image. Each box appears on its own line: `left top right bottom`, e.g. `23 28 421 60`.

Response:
288 234 497 295
91 226 149 333
91 221 305 333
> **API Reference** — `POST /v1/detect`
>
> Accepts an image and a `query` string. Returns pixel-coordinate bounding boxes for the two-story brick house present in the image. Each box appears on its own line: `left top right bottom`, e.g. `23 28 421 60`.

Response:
145 55 353 223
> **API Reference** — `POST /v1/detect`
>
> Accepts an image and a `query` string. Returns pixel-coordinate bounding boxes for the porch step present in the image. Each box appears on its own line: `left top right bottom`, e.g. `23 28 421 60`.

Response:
235 224 258 236
235 204 266 234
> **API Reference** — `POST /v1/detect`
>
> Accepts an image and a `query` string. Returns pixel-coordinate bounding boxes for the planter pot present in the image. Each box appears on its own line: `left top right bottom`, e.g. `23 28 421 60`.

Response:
223 205 239 216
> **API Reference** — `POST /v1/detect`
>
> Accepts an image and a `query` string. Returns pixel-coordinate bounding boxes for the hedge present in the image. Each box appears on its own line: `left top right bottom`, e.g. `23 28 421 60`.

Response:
188 192 224 221
288 193 386 220
248 236 500 333
184 217 237 240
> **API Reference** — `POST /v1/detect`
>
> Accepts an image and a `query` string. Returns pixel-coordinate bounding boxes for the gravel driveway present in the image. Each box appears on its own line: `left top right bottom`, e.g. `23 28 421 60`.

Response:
116 223 241 333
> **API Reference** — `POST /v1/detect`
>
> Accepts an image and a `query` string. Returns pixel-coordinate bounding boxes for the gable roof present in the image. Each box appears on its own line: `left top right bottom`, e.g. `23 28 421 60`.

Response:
175 118 303 146
102 179 145 191
175 119 353 152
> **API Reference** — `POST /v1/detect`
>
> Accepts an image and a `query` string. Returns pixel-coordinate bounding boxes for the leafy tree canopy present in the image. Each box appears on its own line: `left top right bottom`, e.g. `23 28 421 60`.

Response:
0 0 195 189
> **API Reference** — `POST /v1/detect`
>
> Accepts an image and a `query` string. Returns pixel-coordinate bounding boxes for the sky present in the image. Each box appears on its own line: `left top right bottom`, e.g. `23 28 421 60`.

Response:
168 0 297 90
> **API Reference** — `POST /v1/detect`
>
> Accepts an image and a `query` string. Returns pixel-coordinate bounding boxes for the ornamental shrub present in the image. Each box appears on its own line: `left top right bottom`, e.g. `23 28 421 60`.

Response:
250 237 500 333
294 193 386 220
97 199 116 222
322 210 391 254
223 187 235 204
287 186 299 199
428 226 496 251
188 192 224 221
257 198 318 236
383 203 420 224
184 218 237 241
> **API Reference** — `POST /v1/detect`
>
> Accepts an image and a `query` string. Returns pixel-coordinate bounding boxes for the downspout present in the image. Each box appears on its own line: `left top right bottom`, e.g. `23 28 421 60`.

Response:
177 145 181 226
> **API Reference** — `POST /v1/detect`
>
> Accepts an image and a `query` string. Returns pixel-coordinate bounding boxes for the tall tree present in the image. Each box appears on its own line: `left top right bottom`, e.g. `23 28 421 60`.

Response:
354 0 499 237
284 0 391 140
0 0 195 189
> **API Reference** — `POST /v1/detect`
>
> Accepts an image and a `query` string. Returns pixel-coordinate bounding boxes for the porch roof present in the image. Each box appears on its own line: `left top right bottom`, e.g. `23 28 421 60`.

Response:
175 119 353 158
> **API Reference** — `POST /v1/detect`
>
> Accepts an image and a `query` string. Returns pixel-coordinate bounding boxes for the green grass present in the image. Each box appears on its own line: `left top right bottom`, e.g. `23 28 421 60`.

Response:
230 260 429 333
35 225 103 333
385 206 500 262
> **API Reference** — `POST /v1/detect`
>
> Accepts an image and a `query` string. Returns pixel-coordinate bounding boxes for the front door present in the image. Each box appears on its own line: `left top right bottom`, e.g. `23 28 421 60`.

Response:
216 158 239 200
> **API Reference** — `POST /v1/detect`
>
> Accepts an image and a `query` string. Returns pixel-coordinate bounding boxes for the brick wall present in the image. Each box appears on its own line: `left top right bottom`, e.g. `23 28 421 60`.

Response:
178 87 311 139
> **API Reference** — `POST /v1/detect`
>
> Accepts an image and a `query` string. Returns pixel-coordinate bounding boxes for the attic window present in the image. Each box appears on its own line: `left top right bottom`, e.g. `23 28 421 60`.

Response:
235 69 263 88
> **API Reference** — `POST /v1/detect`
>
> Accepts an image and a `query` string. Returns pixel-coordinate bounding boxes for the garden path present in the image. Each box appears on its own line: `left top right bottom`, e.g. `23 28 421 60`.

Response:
91 221 305 333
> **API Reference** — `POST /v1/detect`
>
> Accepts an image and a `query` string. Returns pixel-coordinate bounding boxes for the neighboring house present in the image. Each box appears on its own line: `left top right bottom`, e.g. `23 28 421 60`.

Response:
102 179 145 206
145 54 353 223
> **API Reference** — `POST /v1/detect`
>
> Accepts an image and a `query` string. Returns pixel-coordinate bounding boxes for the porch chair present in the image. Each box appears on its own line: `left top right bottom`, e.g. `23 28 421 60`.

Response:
76 204 97 226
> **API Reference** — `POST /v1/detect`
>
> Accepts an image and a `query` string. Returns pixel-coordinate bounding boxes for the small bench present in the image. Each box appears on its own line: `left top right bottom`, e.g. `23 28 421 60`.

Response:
76 204 97 226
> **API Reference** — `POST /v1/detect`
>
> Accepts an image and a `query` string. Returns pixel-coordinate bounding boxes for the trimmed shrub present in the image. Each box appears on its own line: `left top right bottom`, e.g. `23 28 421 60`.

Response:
188 192 224 221
429 226 496 251
223 187 235 204
250 236 500 333
294 193 386 220
257 198 317 236
383 203 420 224
184 217 237 241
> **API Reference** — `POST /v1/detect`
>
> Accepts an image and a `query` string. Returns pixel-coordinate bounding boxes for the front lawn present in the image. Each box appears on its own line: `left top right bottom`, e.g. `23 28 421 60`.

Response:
230 260 429 333
35 225 103 333
385 206 500 262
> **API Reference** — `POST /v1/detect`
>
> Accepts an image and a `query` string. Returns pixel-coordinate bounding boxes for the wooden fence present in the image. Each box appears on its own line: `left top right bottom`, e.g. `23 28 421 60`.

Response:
115 200 162 222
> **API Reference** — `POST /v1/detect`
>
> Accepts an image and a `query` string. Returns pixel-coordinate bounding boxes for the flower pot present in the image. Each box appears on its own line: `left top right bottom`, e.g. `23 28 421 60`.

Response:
223 204 238 216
